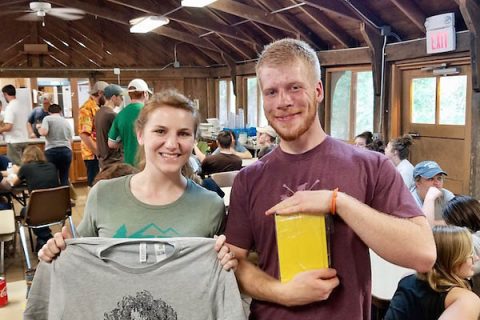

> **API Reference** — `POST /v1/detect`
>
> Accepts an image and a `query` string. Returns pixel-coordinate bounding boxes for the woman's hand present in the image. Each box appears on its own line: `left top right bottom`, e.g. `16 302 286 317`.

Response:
38 226 72 263
214 235 238 271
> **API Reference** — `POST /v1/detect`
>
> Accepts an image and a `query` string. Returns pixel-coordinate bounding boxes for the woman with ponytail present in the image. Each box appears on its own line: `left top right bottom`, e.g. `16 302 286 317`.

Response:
385 134 415 190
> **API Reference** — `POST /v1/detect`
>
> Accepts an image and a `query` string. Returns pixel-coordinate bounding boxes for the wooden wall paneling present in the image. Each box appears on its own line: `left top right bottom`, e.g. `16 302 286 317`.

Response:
470 91 480 197
153 79 184 93
184 78 208 121
207 78 216 119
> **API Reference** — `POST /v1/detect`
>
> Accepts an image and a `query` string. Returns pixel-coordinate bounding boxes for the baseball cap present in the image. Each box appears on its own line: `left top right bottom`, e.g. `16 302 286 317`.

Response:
104 84 124 99
257 126 277 139
88 81 109 95
127 79 152 94
413 161 447 179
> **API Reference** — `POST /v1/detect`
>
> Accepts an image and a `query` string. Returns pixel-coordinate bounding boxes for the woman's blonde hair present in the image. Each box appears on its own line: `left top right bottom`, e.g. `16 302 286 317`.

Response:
417 225 473 292
135 90 200 178
21 145 46 164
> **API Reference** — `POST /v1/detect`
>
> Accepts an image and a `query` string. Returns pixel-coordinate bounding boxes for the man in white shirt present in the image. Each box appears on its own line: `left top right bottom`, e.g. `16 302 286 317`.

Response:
0 85 29 165
410 160 454 226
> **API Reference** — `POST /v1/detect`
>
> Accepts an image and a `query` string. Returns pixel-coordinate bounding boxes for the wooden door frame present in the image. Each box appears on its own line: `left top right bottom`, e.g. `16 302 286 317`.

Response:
390 56 474 195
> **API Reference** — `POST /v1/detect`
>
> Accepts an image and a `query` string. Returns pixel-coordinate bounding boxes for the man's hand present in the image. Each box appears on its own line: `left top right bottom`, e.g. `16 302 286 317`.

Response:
265 190 333 216
214 235 238 271
38 226 73 263
279 269 340 306
424 187 443 202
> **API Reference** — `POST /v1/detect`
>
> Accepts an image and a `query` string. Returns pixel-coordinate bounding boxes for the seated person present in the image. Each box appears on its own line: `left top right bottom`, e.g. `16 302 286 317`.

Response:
410 161 454 226
93 162 139 186
211 130 252 159
354 130 373 148
194 130 242 176
256 125 277 159
443 195 480 295
11 145 59 251
385 225 480 320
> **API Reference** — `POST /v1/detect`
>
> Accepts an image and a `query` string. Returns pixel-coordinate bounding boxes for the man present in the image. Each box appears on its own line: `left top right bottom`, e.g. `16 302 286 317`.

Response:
108 78 151 166
27 92 51 138
194 130 242 176
410 160 454 226
0 84 29 165
79 81 108 186
95 84 124 170
256 125 277 158
225 39 436 319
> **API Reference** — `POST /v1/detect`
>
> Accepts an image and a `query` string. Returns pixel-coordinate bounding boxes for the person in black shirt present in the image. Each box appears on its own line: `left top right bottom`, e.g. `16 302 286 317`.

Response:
12 145 59 251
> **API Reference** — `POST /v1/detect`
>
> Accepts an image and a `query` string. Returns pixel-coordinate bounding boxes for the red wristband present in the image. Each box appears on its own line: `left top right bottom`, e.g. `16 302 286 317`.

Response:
331 188 339 215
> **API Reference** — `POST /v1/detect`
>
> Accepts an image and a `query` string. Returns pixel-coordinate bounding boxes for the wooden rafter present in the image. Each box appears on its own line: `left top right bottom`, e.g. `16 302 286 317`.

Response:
342 0 385 30
303 0 360 22
389 0 426 33
290 0 354 48
360 22 383 97
208 0 296 34
253 0 325 50
457 0 480 91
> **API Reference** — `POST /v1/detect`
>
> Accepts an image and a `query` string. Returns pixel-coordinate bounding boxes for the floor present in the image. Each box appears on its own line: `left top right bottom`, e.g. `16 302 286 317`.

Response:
0 183 88 318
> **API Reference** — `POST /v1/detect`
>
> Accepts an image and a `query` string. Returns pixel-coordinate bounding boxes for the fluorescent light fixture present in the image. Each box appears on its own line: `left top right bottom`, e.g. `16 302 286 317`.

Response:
130 16 169 33
181 0 217 7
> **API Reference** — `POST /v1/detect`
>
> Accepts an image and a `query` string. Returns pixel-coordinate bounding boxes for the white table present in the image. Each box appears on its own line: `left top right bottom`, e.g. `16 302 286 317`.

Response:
242 158 258 167
370 249 415 300
221 187 231 207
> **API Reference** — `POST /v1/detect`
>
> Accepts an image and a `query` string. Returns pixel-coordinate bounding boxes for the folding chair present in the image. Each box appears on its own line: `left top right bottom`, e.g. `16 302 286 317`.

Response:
210 170 240 188
0 209 15 274
17 186 76 270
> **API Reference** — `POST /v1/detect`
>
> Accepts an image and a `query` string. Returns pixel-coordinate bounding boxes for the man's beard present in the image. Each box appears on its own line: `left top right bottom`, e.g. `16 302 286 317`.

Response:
268 95 318 142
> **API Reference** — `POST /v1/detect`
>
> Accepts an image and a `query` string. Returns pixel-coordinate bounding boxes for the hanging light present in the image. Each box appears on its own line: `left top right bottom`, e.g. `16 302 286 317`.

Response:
181 0 217 7
130 16 169 33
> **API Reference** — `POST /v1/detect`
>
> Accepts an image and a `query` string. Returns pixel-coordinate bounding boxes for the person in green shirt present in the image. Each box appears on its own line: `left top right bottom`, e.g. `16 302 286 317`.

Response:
108 79 151 166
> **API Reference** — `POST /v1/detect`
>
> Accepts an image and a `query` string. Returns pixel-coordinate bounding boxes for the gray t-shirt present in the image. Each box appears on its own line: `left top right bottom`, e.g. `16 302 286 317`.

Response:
24 237 246 320
78 175 226 238
41 114 73 150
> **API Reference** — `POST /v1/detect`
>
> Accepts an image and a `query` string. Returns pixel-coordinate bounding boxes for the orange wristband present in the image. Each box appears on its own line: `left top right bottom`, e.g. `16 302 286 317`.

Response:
331 188 339 215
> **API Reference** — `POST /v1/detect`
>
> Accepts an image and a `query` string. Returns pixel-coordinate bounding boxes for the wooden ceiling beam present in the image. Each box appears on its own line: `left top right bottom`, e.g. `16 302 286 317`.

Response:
303 0 360 22
389 0 426 33
457 0 480 91
50 0 218 51
291 0 354 48
253 0 325 50
208 0 296 34
342 0 385 30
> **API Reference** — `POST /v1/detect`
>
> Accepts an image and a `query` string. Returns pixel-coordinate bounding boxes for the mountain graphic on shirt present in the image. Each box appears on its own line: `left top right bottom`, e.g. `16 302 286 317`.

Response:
113 224 180 238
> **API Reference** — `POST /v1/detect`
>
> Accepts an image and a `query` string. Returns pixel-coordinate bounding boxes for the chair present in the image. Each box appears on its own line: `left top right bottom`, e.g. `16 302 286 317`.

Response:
210 170 239 188
0 209 15 274
18 186 76 270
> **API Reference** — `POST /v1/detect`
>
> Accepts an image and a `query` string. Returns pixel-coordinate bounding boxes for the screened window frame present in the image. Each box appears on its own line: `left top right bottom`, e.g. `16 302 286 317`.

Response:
325 66 374 142
242 76 267 127
215 78 236 126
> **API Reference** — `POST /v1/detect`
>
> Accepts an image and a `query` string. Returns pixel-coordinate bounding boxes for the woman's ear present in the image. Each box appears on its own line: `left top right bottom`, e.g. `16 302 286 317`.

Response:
136 130 144 146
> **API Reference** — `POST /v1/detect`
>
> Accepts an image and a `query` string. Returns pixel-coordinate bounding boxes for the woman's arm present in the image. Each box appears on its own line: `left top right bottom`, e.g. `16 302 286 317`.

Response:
441 287 480 320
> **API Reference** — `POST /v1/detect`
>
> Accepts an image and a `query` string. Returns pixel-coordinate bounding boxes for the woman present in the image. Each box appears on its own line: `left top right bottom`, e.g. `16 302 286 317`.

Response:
354 131 373 148
12 145 59 251
38 103 73 186
39 90 235 269
384 134 414 190
443 195 480 294
385 225 480 320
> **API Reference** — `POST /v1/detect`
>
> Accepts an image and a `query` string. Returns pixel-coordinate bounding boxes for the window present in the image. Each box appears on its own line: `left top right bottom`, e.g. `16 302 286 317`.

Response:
245 77 267 127
411 75 467 125
328 69 374 141
217 79 236 127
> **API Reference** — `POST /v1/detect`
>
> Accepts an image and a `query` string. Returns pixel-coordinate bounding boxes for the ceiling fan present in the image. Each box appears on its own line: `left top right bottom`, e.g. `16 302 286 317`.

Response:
16 2 85 26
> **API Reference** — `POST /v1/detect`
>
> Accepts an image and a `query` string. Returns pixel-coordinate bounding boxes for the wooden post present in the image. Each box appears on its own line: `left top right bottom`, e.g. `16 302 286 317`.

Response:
458 0 480 91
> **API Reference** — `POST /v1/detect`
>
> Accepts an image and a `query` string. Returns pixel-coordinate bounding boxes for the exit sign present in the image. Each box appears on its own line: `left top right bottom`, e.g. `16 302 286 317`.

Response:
425 13 456 54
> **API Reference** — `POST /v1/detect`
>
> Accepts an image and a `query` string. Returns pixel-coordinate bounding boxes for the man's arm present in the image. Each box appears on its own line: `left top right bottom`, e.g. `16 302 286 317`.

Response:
233 149 253 159
422 187 447 226
0 123 13 133
228 244 339 306
108 138 119 149
193 144 206 163
79 132 97 154
26 123 36 138
267 190 436 272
